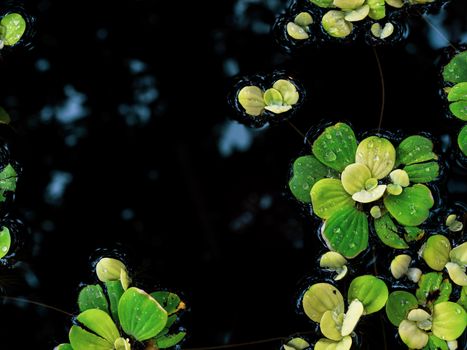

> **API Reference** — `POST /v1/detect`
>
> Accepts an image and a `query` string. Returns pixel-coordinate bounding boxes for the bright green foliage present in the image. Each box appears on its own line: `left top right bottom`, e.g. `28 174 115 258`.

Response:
443 51 467 84
386 291 418 326
0 226 11 259
374 214 408 249
78 285 109 313
0 164 17 202
347 275 388 314
0 13 26 47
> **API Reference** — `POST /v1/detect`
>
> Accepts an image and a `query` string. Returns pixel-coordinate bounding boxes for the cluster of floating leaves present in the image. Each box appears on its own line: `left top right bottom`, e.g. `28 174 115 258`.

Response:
289 122 440 258
272 0 444 50
55 257 186 350
442 49 467 158
230 72 304 128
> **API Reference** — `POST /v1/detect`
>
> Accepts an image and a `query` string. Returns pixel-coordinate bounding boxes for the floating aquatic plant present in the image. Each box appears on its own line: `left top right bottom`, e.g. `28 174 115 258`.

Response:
0 163 18 259
0 12 26 49
302 275 388 349
289 122 439 258
442 50 467 157
282 337 311 350
55 257 186 350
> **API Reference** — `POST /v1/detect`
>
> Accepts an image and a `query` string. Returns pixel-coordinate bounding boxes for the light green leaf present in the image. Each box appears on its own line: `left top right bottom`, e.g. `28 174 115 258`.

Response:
0 164 17 202
422 336 449 350
341 299 364 336
459 125 467 156
237 86 265 117
396 136 437 166
322 206 368 258
263 88 283 106
312 123 358 172
309 0 334 8
78 285 109 313
421 235 451 271
333 0 365 10
114 338 131 350
155 331 186 349
69 325 113 350
367 0 385 19
294 12 313 27
54 344 73 350
311 178 354 219
447 82 467 102
347 275 388 314
96 258 130 290
0 226 11 259
404 162 439 183
283 337 310 350
340 163 371 195
320 310 344 341
289 156 331 203
76 309 120 344
443 51 467 84
272 80 299 105
322 11 353 39
0 13 26 46
314 336 352 350
106 280 124 324
374 213 409 249
302 283 344 322
449 100 467 121
150 291 183 315
445 262 467 286
384 184 434 226
118 287 168 341
355 136 396 179
450 242 467 266
399 320 429 349
432 302 467 341
385 291 418 326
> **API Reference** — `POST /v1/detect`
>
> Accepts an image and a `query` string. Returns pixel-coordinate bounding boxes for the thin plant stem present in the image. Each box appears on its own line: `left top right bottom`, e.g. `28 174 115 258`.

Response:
372 47 385 132
0 296 73 317
419 12 459 52
287 120 312 147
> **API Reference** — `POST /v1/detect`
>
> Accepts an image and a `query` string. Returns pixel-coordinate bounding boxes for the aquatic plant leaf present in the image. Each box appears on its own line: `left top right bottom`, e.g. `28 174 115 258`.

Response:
348 275 388 314
385 291 418 326
341 299 364 336
78 284 109 313
54 344 73 350
432 302 467 341
0 164 17 202
443 51 467 84
283 337 310 350
314 336 352 350
447 82 467 102
352 184 386 203
404 226 425 242
396 136 437 166
416 273 451 307
320 251 347 269
312 123 358 172
0 13 26 46
289 155 331 203
450 242 467 265
287 22 309 40
390 254 411 279
421 235 451 271
390 169 410 187
310 0 334 8
404 162 439 183
367 0 385 19
384 184 434 226
295 12 313 27
311 179 354 219
76 309 120 344
322 206 368 258
321 11 353 38
273 80 299 105
0 106 11 125
154 331 186 349
344 5 370 22
422 336 448 350
118 287 168 341
399 320 429 349
341 163 371 195
449 100 467 121
459 125 467 156
69 325 113 350
106 280 124 324
373 214 408 249
458 286 467 311
263 88 283 106
0 226 11 259
96 258 130 290
445 262 467 286
302 283 344 322
355 136 396 179
237 86 264 117
150 291 182 315
333 0 365 9
114 337 130 350
320 310 344 341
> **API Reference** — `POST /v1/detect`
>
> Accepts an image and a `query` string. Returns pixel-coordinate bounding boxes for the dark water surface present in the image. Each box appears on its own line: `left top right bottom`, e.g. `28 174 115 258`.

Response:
0 0 466 348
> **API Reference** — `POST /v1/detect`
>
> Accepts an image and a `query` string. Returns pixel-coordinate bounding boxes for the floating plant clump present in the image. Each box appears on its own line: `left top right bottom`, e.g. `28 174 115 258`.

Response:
55 257 187 350
230 72 304 128
273 0 441 49
442 49 467 157
288 122 440 258
0 12 26 49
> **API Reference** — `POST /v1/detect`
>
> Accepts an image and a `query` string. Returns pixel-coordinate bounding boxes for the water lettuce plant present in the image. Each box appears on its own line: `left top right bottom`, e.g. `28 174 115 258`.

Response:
55 257 186 350
0 12 26 49
442 50 467 156
289 122 439 258
0 163 18 259
302 275 388 349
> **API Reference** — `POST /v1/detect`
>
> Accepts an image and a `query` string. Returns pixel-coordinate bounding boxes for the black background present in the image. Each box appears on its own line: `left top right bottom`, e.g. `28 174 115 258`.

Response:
0 0 466 348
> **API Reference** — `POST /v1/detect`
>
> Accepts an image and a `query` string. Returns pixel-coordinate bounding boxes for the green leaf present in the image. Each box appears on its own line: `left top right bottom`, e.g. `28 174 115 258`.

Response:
78 285 109 313
404 226 425 242
320 310 344 341
397 136 437 166
367 0 385 19
421 235 451 271
385 291 418 327
416 272 448 307
0 164 17 202
114 337 131 350
69 325 113 350
0 13 26 46
459 125 467 156
458 286 467 311
384 184 434 226
237 86 265 117
399 320 429 349
355 136 396 179
118 287 168 341
437 279 453 305
422 336 448 350
449 100 467 121
322 206 368 258
404 162 439 183
311 179 354 220
288 155 331 203
272 80 299 105
263 88 283 106
0 226 11 259
312 123 358 172
0 106 11 125
447 82 467 102
105 280 124 324
321 11 353 39
54 344 73 350
155 331 186 349
432 302 467 341
283 337 310 350
314 336 352 350
340 163 372 195
373 214 408 249
76 309 120 344
309 0 334 8
302 283 345 323
443 51 467 84
150 291 182 315
347 275 388 314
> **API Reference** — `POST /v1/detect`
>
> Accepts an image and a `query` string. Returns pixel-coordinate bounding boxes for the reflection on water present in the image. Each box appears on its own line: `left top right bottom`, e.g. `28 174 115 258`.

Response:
44 170 72 205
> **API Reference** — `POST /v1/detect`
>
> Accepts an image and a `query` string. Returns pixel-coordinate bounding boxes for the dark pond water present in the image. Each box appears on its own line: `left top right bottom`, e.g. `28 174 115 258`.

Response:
0 0 466 349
